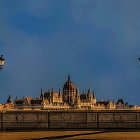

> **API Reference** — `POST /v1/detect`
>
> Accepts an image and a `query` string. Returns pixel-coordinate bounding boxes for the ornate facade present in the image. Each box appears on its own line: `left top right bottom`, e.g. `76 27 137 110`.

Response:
13 75 97 110
3 75 137 110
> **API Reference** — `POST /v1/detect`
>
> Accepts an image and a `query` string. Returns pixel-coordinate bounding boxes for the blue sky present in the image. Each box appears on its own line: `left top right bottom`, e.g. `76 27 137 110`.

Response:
0 0 140 105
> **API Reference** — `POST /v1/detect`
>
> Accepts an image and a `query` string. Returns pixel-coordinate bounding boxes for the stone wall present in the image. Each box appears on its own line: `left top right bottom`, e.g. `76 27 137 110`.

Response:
0 111 48 130
0 110 140 130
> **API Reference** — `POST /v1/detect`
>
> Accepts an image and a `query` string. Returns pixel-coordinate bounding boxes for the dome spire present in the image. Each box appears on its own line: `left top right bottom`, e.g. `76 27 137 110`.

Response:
68 73 70 81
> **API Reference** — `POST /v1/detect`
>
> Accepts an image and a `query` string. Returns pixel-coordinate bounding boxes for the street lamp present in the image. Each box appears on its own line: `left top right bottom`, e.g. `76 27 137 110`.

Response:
0 55 5 70
139 57 140 63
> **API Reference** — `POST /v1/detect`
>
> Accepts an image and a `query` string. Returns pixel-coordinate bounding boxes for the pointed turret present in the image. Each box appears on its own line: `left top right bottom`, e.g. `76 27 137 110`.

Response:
76 86 79 97
88 88 91 95
40 88 44 99
87 88 92 97
14 96 18 103
51 87 54 99
93 89 96 99
87 88 93 101
7 94 13 104
93 93 96 99
92 89 96 104
59 88 61 96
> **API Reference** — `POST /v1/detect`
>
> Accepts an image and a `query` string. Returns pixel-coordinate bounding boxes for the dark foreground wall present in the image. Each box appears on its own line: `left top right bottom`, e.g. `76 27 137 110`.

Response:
1 110 140 130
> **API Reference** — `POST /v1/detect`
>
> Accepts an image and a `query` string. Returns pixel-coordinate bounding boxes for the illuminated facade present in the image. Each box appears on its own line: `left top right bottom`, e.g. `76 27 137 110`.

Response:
4 75 137 110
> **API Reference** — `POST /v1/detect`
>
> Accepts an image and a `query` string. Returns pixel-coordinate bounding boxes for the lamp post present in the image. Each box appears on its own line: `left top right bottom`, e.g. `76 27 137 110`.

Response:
0 55 5 70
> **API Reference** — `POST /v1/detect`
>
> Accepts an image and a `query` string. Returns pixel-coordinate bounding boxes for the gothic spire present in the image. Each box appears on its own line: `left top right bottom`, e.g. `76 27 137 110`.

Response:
88 88 91 96
14 96 18 103
93 93 96 99
41 88 43 94
59 88 61 96
51 87 54 98
40 88 44 99
76 86 79 96
68 73 70 81
7 94 13 104
93 89 96 99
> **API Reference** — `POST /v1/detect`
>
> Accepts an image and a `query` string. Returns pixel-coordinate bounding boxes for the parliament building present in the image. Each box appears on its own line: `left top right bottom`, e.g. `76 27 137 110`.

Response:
3 75 137 110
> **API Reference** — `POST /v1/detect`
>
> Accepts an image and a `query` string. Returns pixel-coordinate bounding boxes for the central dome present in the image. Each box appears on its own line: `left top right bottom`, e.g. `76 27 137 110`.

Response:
63 75 76 90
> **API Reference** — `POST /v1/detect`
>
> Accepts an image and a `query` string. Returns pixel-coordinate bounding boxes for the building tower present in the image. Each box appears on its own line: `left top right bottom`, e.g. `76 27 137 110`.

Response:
63 74 76 105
